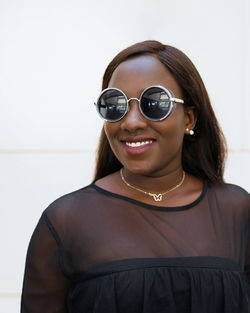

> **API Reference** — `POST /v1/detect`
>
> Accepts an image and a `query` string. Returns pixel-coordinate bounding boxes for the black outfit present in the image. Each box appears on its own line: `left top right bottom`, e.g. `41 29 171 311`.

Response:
21 181 250 313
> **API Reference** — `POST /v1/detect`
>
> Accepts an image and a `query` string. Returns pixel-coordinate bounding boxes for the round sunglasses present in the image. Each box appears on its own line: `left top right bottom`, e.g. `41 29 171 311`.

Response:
94 85 184 122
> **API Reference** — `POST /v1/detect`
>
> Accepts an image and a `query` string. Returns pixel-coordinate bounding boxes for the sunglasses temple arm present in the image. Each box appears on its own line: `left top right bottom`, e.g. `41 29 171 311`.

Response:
170 98 184 104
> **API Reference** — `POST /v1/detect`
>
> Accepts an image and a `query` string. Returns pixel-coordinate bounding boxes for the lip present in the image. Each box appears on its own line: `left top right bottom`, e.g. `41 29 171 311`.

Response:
120 136 156 155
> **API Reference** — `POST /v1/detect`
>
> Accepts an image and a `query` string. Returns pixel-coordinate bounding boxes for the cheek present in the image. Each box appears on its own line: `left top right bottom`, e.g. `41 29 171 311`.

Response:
104 122 119 146
104 122 124 162
162 113 184 130
156 112 186 145
104 122 113 137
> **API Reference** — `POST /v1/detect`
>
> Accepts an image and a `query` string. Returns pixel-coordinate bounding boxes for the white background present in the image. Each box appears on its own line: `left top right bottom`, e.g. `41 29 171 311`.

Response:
0 0 249 311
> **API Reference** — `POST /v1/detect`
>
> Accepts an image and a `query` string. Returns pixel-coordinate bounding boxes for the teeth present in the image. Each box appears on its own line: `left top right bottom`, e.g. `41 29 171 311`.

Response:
125 140 152 147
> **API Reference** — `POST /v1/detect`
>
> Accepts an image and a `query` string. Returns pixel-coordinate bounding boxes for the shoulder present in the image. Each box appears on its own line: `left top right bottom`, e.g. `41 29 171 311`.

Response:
211 182 249 197
44 183 99 227
208 181 250 212
51 183 95 204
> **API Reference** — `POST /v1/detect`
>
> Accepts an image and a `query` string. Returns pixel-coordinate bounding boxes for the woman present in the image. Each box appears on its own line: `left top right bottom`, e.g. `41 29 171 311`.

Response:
21 40 250 312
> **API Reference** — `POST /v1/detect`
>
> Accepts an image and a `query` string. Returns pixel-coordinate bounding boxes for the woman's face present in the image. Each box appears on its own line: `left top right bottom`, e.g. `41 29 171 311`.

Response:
104 54 195 177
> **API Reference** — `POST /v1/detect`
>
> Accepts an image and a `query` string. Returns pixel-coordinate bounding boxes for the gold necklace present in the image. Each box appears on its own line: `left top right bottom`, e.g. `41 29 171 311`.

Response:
120 169 185 202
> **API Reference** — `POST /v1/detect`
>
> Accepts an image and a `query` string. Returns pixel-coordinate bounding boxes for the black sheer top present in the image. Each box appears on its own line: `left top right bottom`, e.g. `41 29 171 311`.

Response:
21 181 250 313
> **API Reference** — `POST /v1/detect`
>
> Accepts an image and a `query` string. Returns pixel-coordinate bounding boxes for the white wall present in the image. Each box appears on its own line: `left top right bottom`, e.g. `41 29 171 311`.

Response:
0 0 249 311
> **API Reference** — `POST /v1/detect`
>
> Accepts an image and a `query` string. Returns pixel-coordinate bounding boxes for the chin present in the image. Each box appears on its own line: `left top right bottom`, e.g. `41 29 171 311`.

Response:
122 162 156 176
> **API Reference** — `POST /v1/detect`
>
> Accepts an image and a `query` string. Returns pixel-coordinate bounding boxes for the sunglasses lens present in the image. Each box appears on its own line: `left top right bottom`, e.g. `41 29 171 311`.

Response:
140 87 171 120
97 89 127 121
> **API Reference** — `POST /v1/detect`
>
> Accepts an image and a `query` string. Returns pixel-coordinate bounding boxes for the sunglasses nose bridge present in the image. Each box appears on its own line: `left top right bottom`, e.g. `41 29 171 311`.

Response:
127 97 140 113
127 97 140 104
120 96 147 131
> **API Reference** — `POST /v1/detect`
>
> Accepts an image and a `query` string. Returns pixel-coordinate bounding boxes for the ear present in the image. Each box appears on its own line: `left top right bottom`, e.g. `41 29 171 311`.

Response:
184 106 197 133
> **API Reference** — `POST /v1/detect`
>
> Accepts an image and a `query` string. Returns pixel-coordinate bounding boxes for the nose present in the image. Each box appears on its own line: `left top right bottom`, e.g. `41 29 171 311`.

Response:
120 98 147 132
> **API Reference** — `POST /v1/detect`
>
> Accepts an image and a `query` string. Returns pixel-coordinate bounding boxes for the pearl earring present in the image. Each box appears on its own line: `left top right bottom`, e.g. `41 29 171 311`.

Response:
186 128 194 135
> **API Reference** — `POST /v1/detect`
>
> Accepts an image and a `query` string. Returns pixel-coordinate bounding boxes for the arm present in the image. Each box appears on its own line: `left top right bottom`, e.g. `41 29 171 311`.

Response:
245 230 250 287
244 197 250 299
21 212 71 313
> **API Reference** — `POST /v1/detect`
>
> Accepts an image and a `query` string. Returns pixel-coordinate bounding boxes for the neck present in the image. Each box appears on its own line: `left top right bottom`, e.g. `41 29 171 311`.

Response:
121 167 185 194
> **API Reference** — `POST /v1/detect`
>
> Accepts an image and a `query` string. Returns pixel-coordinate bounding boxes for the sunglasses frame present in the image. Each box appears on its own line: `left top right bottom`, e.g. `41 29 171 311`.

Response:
95 85 184 122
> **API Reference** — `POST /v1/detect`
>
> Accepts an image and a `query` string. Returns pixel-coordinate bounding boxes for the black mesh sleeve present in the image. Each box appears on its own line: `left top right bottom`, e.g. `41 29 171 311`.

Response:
21 212 71 313
245 210 250 286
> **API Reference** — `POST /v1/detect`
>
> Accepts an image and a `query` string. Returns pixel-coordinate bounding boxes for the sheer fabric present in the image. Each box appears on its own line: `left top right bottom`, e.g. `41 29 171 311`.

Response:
21 181 250 312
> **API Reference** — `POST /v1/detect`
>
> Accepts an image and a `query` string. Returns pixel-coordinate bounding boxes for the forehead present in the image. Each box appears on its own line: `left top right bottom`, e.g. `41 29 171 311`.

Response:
108 54 182 97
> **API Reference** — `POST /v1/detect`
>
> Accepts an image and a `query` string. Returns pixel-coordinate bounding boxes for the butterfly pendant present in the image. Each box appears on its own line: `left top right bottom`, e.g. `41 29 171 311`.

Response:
152 194 163 201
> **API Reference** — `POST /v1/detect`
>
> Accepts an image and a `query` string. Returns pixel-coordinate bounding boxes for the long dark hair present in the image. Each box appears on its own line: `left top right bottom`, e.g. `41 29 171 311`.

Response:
94 40 227 183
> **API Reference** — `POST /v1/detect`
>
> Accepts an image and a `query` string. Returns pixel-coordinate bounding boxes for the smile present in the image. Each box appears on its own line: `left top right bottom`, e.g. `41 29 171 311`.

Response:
125 140 153 147
121 137 155 155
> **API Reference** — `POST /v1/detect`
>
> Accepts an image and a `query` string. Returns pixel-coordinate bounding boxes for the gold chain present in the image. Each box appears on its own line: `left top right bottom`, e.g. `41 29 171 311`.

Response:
120 169 185 202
